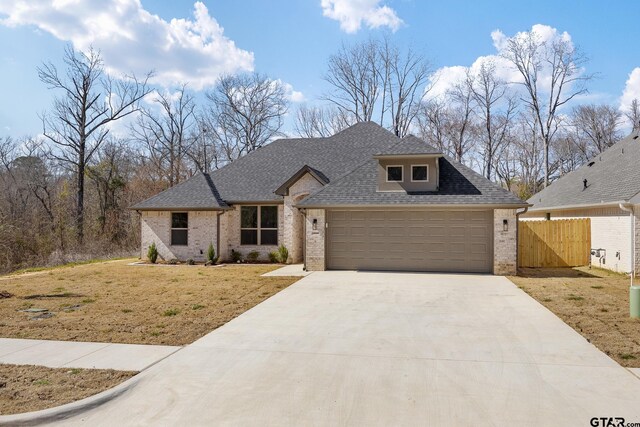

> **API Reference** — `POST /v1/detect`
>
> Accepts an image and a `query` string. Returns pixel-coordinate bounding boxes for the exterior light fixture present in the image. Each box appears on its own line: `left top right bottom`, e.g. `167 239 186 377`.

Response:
312 218 318 231
503 219 508 232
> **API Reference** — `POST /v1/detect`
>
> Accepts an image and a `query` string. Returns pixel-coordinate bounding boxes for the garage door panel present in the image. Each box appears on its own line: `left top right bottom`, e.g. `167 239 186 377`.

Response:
327 209 493 273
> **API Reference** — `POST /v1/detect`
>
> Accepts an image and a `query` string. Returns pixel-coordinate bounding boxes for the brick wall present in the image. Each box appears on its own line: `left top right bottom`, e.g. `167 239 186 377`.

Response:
141 211 218 262
219 204 284 262
305 208 326 271
283 173 325 263
494 209 517 275
523 207 633 273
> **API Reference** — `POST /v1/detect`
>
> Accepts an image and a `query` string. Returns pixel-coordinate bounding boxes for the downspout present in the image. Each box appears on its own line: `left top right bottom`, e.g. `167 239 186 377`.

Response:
216 211 224 262
515 206 529 273
619 203 639 318
300 208 307 271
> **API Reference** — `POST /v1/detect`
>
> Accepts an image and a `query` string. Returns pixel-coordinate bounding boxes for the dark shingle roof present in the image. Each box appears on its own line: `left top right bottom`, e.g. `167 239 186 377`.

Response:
375 134 442 156
131 172 229 210
209 122 398 202
298 156 526 207
528 131 640 210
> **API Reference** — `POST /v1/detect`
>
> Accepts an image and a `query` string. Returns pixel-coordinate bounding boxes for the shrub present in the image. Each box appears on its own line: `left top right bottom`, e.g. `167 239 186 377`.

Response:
162 308 180 316
231 249 242 263
246 250 260 262
187 258 195 265
268 251 279 263
278 244 289 264
206 243 218 264
147 243 158 264
168 258 179 265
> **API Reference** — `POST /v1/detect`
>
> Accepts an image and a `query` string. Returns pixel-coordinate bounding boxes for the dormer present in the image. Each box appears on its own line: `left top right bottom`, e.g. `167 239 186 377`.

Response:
374 136 443 192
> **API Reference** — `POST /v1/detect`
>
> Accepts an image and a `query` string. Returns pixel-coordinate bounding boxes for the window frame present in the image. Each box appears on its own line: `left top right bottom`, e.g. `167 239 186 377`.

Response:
240 205 279 246
411 164 429 182
385 165 404 182
170 212 189 246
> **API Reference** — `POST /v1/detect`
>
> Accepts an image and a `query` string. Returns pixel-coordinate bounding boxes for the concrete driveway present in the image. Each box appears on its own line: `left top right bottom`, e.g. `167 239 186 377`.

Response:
48 272 640 426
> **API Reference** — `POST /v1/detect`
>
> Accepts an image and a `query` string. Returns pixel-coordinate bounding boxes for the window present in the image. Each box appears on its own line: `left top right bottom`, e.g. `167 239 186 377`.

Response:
386 165 403 182
411 165 429 182
171 213 188 246
241 206 278 245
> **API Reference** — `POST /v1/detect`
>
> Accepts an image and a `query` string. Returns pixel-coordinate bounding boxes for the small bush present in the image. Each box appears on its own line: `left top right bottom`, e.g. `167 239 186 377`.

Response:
206 243 218 264
187 259 195 265
278 245 289 264
231 249 242 263
147 243 159 264
268 251 279 263
191 304 205 310
247 250 260 262
168 258 179 265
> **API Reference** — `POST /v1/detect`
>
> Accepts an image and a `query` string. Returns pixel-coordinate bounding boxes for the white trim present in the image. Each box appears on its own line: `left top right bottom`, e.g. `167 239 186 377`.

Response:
385 165 403 182
527 200 629 212
410 164 429 182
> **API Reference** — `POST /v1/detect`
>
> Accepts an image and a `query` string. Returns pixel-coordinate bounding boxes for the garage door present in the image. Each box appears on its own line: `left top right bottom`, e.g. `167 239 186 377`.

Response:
326 209 493 273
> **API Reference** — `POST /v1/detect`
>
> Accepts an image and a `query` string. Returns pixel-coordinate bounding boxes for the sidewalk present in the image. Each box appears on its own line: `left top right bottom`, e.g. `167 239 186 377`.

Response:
0 338 180 371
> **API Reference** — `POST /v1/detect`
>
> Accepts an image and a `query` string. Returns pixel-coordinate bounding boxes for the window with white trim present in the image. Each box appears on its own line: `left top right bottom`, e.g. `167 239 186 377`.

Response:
240 206 278 245
411 164 429 182
386 165 403 182
171 212 188 246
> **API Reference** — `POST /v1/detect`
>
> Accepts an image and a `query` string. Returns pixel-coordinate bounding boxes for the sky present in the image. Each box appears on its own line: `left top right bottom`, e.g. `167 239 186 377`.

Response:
1 0 639 138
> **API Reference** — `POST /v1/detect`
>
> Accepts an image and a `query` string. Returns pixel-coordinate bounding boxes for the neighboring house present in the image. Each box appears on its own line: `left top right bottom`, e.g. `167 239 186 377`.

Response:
131 122 527 274
523 131 640 274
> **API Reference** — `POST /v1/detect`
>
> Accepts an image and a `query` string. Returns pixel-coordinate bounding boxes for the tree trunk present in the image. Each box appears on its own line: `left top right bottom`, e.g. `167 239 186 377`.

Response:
76 155 85 244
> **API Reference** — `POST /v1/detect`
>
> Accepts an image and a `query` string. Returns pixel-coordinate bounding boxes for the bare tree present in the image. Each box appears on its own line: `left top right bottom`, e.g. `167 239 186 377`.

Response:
568 104 622 159
132 85 197 186
467 61 517 180
203 73 288 164
502 30 593 187
323 39 380 123
625 98 640 132
379 39 433 137
293 105 353 138
38 45 152 242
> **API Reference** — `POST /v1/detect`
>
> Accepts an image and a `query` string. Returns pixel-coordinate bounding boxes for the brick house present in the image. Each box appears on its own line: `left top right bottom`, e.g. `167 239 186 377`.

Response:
522 131 640 275
131 122 528 274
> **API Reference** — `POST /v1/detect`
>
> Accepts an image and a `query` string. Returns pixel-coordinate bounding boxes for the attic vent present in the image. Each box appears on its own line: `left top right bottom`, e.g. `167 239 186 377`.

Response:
587 161 595 167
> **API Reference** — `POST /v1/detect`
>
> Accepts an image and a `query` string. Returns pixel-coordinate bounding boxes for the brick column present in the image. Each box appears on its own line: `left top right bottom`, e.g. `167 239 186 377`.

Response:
305 209 326 271
494 209 517 275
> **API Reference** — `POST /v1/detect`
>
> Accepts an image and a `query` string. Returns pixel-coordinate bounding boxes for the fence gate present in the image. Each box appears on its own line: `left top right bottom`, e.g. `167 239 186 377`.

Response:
518 219 591 268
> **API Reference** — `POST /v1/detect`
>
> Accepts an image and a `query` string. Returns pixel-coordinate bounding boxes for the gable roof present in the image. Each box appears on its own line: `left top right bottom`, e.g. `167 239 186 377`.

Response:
528 131 640 211
298 155 526 208
208 121 398 202
274 165 330 196
130 172 229 211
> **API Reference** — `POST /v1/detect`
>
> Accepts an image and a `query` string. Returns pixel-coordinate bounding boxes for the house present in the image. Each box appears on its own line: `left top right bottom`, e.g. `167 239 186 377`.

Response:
131 122 528 274
522 130 640 274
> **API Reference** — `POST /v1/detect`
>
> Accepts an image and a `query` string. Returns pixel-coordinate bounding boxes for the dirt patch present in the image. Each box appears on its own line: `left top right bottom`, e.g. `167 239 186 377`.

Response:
0 364 135 415
0 260 299 346
510 266 640 367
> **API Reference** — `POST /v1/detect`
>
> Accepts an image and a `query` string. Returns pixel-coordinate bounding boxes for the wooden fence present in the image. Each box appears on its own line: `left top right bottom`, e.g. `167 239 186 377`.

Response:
518 219 591 268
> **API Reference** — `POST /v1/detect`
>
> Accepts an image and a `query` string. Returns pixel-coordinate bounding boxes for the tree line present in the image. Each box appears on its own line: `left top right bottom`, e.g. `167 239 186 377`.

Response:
1 30 638 273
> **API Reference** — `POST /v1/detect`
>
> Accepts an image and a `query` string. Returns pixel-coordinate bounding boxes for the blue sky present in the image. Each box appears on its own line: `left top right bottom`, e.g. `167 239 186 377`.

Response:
1 0 639 137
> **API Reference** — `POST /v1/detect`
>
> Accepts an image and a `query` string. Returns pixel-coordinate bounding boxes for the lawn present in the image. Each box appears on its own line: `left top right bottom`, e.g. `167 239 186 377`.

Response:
0 364 135 415
510 266 640 367
0 259 299 346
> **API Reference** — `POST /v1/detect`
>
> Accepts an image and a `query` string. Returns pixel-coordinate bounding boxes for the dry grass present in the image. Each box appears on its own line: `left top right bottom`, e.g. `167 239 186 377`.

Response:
0 259 299 345
510 266 640 367
0 364 135 415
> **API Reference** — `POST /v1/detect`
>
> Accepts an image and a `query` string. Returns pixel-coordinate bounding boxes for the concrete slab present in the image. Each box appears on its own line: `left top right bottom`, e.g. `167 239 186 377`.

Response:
261 264 311 277
11 272 640 426
0 338 180 371
630 368 640 379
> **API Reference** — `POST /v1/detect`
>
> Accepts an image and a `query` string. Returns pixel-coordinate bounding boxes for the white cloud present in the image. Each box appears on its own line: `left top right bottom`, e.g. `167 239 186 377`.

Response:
281 82 305 103
320 0 403 33
429 24 576 100
0 0 254 89
620 67 640 112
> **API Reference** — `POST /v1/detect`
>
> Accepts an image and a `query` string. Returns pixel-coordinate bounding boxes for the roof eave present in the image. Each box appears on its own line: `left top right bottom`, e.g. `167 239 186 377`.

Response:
527 200 630 212
129 206 232 211
295 202 531 209
373 153 443 160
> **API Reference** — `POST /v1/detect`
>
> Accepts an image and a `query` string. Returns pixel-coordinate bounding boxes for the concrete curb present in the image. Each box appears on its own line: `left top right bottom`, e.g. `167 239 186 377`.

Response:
0 344 182 426
0 372 143 426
